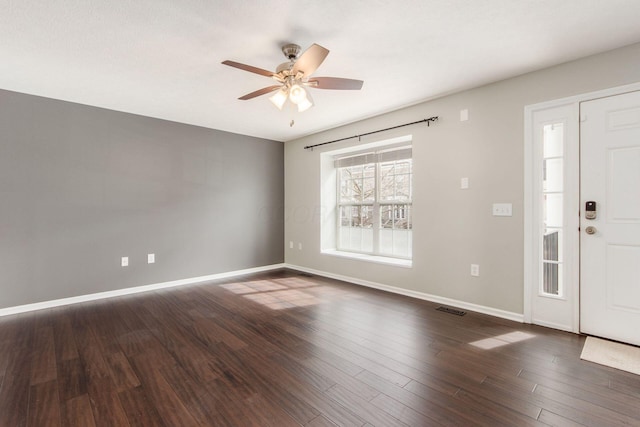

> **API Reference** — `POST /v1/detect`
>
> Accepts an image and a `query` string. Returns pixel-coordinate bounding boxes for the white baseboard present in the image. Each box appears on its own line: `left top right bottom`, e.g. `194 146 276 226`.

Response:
285 263 524 323
0 263 286 317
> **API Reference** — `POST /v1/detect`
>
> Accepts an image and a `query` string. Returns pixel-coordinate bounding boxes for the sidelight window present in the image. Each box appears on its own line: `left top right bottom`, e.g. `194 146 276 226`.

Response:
541 123 564 296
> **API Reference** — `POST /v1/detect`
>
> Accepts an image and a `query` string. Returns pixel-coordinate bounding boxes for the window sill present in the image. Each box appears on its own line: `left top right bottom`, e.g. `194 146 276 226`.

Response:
321 249 412 268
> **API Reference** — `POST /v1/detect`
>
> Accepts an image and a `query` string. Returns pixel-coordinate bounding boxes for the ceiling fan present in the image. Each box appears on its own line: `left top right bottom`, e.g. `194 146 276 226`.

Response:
222 43 364 113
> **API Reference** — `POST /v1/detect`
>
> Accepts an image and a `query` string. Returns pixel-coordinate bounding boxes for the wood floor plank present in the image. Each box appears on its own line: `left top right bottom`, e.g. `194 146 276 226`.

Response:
297 353 380 401
62 395 97 427
537 409 587 427
128 355 200 426
57 358 88 402
1 270 639 426
533 384 640 427
26 379 61 427
369 392 444 426
73 320 130 427
306 415 339 427
0 313 35 427
324 384 408 427
453 389 544 427
104 351 141 393
118 386 166 427
51 311 79 362
30 326 57 385
357 369 484 427
201 343 321 425
242 392 304 427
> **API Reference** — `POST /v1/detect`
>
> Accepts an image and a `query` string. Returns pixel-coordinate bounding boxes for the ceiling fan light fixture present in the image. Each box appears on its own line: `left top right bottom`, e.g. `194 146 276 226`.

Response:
269 87 289 110
288 84 307 105
297 91 314 112
223 43 363 118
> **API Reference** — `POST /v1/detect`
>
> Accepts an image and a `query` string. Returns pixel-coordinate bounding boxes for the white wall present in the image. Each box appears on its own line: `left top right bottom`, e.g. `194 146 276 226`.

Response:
284 42 640 316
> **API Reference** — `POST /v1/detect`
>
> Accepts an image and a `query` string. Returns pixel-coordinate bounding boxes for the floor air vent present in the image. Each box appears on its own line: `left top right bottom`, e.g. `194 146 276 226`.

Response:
436 306 466 316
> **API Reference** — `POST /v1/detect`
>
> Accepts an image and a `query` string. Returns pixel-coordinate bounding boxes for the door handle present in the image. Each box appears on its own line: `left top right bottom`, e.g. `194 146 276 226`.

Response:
585 226 597 235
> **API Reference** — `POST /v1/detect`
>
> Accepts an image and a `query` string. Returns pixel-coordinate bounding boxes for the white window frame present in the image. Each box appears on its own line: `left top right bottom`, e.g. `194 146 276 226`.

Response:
320 136 413 268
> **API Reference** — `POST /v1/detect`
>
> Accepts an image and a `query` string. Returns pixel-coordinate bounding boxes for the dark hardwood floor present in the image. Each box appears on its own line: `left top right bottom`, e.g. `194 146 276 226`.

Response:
1 269 639 426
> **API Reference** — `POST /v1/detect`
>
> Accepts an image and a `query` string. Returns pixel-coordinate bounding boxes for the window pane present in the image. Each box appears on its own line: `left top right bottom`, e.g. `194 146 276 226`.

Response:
394 205 411 229
339 171 356 202
543 123 563 158
395 174 410 201
543 228 562 262
340 206 350 226
340 165 375 203
543 158 563 192
543 193 563 228
542 262 562 296
379 205 412 258
361 205 373 228
380 205 393 229
363 164 375 202
380 160 412 202
379 163 394 201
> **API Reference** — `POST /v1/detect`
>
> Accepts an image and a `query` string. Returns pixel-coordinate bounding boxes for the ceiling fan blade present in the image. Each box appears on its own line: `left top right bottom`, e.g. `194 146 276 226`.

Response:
222 60 275 78
238 85 282 100
308 77 364 90
292 44 329 77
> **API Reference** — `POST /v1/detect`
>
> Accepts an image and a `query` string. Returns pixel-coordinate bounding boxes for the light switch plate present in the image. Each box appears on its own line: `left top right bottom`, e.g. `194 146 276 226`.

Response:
121 256 129 267
148 253 155 264
461 177 469 189
492 203 513 216
460 109 469 121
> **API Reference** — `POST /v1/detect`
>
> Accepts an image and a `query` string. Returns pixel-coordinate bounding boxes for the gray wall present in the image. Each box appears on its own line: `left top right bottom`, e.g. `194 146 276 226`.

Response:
0 89 283 309
284 42 640 316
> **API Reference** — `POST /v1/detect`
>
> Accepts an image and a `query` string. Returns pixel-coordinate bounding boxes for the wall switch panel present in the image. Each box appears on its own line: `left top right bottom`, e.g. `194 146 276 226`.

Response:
121 256 129 267
460 109 469 121
298 243 302 250
289 241 293 249
148 253 155 264
470 264 480 277
492 203 513 216
460 177 469 189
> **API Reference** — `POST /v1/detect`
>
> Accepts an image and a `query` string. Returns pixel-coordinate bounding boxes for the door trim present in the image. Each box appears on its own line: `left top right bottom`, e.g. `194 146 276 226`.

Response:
524 81 640 333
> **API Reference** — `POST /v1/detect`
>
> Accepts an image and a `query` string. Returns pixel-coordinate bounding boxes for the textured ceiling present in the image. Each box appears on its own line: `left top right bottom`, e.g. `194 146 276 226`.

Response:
2 0 640 142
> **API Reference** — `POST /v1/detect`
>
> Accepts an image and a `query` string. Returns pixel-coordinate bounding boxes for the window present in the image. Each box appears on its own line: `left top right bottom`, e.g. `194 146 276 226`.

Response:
541 123 564 296
335 146 412 259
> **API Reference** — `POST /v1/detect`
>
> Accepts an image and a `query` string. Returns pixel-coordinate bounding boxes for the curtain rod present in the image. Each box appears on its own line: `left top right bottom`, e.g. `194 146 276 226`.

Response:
303 116 438 150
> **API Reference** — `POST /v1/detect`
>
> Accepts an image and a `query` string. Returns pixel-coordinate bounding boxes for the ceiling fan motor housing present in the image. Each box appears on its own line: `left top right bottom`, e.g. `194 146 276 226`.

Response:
276 62 292 74
282 43 301 60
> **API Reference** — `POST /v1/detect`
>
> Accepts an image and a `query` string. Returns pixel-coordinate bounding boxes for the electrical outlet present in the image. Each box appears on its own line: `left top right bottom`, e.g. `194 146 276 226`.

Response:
470 264 480 277
289 241 293 249
298 243 302 250
121 256 129 267
148 253 155 264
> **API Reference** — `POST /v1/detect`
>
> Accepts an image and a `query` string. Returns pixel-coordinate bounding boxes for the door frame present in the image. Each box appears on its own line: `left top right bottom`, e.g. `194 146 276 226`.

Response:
524 81 640 333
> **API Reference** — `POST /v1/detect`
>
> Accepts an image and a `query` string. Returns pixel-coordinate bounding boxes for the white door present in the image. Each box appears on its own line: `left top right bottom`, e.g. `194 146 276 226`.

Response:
580 90 640 346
